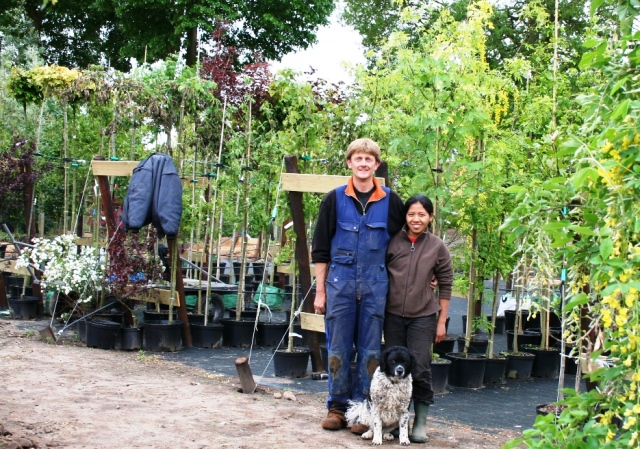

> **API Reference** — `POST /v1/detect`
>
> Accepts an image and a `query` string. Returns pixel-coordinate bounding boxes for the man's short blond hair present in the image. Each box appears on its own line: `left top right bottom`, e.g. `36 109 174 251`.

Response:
346 138 381 163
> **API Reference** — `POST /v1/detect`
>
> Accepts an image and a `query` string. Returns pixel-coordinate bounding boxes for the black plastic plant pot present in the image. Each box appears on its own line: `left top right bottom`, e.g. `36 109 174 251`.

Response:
121 326 143 351
8 296 39 320
86 320 121 350
503 351 535 381
483 356 508 385
144 320 183 352
434 337 456 357
257 321 289 347
221 318 255 348
273 347 311 378
445 352 487 389
431 358 452 394
456 337 489 354
191 323 224 349
523 345 561 379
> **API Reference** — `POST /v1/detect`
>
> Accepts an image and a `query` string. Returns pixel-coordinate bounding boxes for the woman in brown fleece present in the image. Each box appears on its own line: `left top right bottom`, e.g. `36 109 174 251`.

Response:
384 194 453 443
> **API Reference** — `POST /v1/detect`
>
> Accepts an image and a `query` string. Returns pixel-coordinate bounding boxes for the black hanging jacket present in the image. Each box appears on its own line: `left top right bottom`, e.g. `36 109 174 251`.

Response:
122 153 182 240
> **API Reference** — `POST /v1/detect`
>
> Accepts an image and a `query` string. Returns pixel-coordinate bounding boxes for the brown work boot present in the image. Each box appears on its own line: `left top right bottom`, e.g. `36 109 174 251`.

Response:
350 422 369 435
321 409 347 430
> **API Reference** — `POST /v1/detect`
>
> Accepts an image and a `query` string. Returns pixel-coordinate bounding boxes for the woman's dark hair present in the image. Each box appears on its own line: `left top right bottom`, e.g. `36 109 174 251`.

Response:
404 194 434 216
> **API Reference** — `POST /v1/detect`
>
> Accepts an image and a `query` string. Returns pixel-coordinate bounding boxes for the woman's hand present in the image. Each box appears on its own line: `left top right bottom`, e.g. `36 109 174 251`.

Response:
434 321 447 343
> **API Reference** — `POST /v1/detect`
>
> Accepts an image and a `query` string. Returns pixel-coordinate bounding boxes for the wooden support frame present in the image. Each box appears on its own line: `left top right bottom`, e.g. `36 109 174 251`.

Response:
281 173 385 194
130 288 181 307
0 259 30 276
91 156 191 346
300 312 325 333
91 160 139 177
277 264 315 276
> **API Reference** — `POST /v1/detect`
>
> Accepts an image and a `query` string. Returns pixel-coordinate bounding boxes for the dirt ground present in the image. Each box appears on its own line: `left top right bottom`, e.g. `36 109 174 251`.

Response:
0 320 519 449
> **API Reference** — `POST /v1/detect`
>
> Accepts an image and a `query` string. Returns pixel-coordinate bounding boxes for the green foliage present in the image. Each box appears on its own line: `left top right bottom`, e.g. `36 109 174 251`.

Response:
343 0 592 70
6 67 43 107
4 0 336 69
504 0 640 446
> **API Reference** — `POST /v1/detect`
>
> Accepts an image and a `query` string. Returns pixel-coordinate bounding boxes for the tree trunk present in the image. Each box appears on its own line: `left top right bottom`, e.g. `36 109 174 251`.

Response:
185 26 198 67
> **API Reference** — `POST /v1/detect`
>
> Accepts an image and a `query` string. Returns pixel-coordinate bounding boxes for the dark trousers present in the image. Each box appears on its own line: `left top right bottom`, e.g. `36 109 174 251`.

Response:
383 312 437 404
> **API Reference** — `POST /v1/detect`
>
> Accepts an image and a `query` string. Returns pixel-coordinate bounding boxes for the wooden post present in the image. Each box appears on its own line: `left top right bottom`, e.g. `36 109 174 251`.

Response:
283 155 322 373
23 161 37 241
93 156 117 240
377 161 390 189
31 269 44 315
0 273 7 309
234 356 256 393
168 239 192 347
92 155 130 325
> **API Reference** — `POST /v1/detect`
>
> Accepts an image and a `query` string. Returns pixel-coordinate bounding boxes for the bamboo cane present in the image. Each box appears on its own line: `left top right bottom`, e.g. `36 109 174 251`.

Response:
203 97 227 326
237 102 252 321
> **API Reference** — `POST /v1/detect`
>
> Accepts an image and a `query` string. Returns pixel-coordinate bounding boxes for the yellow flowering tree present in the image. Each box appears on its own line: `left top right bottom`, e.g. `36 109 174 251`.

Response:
505 0 640 447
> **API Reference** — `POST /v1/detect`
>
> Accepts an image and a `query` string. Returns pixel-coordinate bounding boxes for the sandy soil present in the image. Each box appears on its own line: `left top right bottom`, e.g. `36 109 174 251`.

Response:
0 320 518 449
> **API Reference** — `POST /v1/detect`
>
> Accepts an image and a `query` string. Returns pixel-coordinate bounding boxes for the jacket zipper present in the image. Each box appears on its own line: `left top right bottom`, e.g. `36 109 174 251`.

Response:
402 239 415 317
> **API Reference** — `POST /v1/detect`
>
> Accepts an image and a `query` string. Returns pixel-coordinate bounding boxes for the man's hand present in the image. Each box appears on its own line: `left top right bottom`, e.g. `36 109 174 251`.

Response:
314 291 327 314
430 276 439 289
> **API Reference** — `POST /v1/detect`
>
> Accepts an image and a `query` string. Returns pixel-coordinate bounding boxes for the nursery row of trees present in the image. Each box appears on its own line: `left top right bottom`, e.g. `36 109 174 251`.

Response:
1 0 639 445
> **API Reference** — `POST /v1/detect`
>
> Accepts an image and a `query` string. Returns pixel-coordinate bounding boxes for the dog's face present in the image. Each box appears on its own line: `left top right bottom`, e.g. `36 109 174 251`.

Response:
379 346 414 380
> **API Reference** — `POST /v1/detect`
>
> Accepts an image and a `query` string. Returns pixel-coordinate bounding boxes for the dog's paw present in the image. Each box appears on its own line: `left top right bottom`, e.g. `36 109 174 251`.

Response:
382 433 394 441
371 436 383 446
399 437 411 446
361 430 373 440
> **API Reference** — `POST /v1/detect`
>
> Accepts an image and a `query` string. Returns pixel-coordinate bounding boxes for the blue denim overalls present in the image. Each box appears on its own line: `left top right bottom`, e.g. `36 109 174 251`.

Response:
325 183 390 408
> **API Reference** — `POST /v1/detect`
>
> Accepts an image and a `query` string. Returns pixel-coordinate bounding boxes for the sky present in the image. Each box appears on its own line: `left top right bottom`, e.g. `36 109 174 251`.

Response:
269 3 366 84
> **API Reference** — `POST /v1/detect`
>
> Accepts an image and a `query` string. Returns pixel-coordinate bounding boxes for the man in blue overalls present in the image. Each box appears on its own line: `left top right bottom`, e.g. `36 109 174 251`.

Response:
312 138 405 433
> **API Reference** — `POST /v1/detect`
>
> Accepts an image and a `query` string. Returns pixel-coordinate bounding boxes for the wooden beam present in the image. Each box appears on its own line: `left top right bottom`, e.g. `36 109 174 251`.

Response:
277 264 315 276
0 259 30 276
130 288 181 307
74 237 94 246
91 160 139 177
300 312 325 333
281 173 385 193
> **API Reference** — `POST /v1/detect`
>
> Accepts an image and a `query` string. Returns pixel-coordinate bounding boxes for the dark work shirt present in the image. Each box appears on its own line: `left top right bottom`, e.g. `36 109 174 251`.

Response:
311 188 405 263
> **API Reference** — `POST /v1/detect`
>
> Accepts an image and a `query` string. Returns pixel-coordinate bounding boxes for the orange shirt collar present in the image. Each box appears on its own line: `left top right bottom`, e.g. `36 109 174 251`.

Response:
345 176 387 203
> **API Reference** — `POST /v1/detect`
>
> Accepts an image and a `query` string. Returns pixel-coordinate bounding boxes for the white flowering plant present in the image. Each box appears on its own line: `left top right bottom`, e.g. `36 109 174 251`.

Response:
16 234 105 304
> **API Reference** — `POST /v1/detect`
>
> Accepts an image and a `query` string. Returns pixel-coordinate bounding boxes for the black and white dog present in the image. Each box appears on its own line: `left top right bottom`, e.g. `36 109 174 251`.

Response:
346 346 415 446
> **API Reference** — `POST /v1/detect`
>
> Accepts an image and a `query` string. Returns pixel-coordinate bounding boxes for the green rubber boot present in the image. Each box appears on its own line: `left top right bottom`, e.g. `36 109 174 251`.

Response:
410 401 430 443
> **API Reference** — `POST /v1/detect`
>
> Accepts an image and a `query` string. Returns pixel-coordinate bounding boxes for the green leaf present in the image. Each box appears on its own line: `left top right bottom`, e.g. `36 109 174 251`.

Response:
611 99 630 120
542 221 570 231
504 185 527 194
551 234 574 248
565 293 588 309
567 225 597 236
610 77 628 96
503 439 524 449
600 237 613 259
590 0 605 17
583 37 604 49
572 167 599 188
560 135 584 154
583 213 599 224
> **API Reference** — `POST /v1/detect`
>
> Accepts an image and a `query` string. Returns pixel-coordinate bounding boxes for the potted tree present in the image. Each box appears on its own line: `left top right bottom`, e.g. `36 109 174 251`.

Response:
272 245 310 378
16 233 106 341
